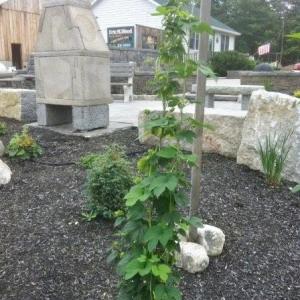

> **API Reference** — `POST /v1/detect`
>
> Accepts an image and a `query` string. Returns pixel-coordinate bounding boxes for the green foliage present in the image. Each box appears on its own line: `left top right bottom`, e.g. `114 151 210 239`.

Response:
79 153 103 170
112 1 212 299
0 122 7 136
258 130 293 187
83 145 134 219
292 184 300 193
294 90 300 99
210 51 255 77
213 0 300 64
7 127 42 160
263 79 274 92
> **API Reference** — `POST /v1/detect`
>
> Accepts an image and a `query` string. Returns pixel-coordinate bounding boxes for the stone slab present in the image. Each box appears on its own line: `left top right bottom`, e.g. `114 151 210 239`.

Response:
28 121 133 138
0 89 36 122
35 55 111 105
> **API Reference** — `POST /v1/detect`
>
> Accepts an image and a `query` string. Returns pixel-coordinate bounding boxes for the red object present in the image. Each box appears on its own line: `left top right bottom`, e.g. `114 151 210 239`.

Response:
294 63 300 71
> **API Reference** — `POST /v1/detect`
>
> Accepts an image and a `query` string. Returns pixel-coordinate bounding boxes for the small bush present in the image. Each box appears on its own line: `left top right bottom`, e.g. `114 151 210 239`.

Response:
79 153 103 170
210 51 256 77
294 90 300 99
254 63 274 72
258 130 293 187
82 145 134 219
0 122 7 136
7 127 42 160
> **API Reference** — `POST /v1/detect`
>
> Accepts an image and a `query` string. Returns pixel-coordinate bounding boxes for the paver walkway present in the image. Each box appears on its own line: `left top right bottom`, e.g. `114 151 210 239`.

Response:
109 100 244 127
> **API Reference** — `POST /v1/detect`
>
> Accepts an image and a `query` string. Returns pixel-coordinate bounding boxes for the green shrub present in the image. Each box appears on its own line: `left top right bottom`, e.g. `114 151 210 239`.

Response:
210 51 256 77
79 153 103 170
258 130 293 187
0 122 7 136
83 145 134 219
7 127 42 160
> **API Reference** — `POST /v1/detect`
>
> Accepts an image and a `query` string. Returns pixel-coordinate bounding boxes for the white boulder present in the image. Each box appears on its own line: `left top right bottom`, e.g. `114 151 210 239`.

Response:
139 110 246 158
176 242 209 273
237 90 300 182
0 159 12 185
197 225 225 257
0 140 4 157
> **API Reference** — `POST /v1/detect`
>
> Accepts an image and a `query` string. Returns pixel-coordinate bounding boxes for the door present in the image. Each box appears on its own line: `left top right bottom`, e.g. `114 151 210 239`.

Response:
11 43 22 69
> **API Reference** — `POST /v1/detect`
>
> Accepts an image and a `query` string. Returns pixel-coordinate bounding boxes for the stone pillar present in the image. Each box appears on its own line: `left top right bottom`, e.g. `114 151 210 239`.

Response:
241 94 251 111
35 0 111 131
206 94 215 108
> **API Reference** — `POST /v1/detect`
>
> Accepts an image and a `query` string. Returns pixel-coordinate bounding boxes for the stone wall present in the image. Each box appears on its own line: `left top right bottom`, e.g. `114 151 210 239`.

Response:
240 71 300 95
110 47 158 72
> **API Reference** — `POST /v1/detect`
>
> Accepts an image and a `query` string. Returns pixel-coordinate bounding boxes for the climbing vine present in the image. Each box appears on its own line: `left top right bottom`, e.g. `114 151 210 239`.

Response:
111 1 214 299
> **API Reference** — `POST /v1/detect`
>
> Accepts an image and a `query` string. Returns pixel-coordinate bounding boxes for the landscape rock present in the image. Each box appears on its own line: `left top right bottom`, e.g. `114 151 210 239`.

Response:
237 90 300 182
0 159 12 185
0 89 37 122
176 242 209 273
197 225 225 257
0 140 4 157
139 110 246 158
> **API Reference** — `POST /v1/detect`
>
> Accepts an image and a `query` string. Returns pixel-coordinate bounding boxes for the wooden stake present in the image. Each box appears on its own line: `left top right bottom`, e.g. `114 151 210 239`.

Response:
189 0 211 240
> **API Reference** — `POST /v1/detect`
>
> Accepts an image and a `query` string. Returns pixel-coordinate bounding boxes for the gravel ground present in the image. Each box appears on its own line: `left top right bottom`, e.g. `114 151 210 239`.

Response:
0 117 299 300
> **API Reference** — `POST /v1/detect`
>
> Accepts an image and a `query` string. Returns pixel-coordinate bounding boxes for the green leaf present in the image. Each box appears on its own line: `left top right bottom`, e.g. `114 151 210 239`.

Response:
292 184 300 193
144 224 174 251
287 32 300 40
187 216 203 228
125 185 151 206
174 191 189 207
191 22 213 34
152 264 171 282
154 284 182 300
149 174 179 197
179 154 197 166
124 259 142 280
157 146 178 159
176 130 196 143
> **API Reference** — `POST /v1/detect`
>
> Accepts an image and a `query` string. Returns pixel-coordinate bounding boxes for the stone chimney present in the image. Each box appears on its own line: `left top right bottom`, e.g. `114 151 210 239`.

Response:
35 0 111 131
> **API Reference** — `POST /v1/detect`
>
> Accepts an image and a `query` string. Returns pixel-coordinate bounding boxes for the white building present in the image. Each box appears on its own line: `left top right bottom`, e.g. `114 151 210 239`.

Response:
92 0 241 52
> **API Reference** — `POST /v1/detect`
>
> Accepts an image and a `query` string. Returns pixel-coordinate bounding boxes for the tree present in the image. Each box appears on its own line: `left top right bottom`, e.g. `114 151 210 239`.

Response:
212 0 281 54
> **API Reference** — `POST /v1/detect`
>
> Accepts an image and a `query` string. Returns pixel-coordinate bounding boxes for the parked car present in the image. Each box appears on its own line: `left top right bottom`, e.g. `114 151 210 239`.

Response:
293 63 300 71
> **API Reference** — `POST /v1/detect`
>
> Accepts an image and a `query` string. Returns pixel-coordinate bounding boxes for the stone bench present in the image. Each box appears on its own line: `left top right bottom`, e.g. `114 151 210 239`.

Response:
111 62 135 103
191 84 265 110
0 88 36 122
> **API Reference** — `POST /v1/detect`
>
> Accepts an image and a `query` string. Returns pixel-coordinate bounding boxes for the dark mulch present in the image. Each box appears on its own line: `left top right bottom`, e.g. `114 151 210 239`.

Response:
0 117 299 300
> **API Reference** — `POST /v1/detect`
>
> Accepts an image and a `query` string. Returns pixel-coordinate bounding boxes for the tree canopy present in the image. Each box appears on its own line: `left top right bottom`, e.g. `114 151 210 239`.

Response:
212 0 300 64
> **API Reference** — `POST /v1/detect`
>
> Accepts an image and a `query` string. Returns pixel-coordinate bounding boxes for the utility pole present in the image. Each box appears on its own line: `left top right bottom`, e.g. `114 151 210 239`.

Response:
189 0 211 241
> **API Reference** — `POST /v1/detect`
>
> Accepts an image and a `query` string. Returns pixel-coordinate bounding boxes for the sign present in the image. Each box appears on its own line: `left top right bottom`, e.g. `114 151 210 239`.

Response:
107 27 134 48
258 43 271 56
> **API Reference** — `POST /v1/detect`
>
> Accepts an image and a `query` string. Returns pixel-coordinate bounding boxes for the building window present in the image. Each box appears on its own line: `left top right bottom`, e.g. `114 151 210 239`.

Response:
221 34 230 52
189 32 199 50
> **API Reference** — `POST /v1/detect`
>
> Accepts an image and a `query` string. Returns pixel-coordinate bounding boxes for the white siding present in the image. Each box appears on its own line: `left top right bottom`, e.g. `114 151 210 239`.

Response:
92 0 163 44
214 33 221 52
229 35 235 51
92 0 237 52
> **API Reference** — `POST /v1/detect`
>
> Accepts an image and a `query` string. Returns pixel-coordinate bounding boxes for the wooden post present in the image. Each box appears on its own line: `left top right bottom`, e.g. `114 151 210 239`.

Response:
189 0 211 240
